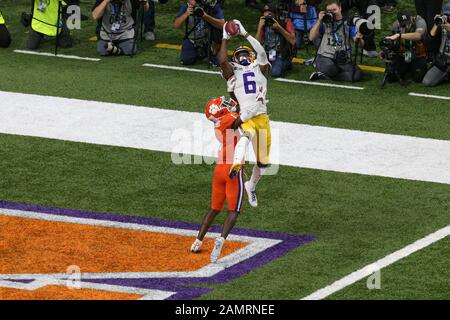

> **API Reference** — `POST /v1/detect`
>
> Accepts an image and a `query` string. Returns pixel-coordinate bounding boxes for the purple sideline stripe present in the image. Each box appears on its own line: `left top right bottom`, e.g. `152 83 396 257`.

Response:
0 200 315 300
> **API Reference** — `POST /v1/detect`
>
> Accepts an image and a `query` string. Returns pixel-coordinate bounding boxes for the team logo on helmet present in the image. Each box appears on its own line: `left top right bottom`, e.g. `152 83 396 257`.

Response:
205 97 230 123
205 97 239 122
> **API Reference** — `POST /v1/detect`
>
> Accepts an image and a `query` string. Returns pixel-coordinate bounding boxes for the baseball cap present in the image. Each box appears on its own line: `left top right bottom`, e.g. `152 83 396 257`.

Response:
263 3 276 13
397 11 412 25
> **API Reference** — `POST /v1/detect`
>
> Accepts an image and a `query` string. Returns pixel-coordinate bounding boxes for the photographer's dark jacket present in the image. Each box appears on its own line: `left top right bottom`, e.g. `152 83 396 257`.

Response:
93 0 140 41
434 27 450 69
176 3 224 45
317 20 357 60
261 19 295 61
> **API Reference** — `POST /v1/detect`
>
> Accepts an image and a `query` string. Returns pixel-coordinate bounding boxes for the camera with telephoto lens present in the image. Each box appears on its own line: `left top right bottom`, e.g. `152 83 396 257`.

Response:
264 15 275 27
379 37 404 87
349 15 373 37
193 0 217 17
379 38 400 61
434 14 449 26
322 10 335 24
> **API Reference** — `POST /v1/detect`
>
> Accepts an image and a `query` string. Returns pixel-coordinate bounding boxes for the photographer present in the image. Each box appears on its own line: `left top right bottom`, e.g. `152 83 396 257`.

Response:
256 4 296 77
26 0 73 50
174 0 225 66
415 0 443 56
423 3 450 86
340 0 378 57
92 0 150 56
0 9 11 48
383 11 428 83
288 0 319 51
309 0 364 81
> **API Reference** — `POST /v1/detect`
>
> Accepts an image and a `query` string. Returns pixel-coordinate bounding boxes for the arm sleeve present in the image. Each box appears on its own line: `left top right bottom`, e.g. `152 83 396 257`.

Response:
349 24 357 38
213 5 224 20
246 34 269 65
319 22 324 35
286 19 295 34
415 17 427 38
176 5 187 18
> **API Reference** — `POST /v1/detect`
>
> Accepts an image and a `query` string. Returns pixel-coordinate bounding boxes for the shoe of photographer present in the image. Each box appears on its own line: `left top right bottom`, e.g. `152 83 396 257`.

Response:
144 31 155 41
363 50 378 58
309 71 328 81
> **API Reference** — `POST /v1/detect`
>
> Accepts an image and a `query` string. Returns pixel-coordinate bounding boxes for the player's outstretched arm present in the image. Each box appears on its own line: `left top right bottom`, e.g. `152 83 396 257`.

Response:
234 20 270 75
219 23 234 81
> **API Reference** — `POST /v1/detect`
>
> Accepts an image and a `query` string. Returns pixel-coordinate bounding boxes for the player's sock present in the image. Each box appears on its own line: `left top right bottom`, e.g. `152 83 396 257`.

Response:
211 237 225 263
248 165 266 190
230 136 250 178
190 239 203 253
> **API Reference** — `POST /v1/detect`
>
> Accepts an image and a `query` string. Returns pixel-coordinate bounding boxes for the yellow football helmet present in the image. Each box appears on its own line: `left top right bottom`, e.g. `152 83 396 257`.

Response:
233 46 256 66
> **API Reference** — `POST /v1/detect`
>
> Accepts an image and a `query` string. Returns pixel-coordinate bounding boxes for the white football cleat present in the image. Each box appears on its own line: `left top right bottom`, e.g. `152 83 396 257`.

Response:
245 181 258 208
190 239 203 253
210 237 225 263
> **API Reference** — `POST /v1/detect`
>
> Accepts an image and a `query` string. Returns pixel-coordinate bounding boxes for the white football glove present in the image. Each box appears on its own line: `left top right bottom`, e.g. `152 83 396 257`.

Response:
222 22 231 40
233 19 247 37
227 75 236 92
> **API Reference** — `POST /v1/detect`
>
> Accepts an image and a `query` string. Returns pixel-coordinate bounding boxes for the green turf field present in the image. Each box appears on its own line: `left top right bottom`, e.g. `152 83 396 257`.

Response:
0 0 450 300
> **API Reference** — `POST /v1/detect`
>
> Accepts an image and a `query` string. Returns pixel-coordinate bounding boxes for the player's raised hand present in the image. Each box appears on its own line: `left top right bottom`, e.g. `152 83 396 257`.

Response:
233 19 248 37
222 22 231 40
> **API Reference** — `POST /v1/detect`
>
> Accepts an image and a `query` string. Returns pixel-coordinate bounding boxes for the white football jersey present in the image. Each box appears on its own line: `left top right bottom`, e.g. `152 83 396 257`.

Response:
230 61 268 121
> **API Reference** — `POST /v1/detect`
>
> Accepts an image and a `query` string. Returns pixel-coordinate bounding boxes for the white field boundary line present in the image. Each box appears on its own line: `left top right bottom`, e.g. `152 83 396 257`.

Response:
2 91 450 185
275 77 365 90
14 50 101 62
143 63 221 75
142 63 365 90
409 92 450 100
302 224 450 300
0 278 176 300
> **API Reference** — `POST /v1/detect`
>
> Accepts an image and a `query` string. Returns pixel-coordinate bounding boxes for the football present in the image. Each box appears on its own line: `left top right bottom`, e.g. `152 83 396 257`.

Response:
225 20 240 36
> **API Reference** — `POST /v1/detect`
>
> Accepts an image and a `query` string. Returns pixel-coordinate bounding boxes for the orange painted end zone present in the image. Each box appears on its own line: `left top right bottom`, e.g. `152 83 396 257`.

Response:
0 215 249 275
0 285 143 300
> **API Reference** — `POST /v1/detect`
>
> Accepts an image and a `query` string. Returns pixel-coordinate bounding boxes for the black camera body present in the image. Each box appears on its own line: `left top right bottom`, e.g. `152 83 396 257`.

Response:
379 38 400 61
193 0 217 17
435 14 449 26
264 15 275 27
322 10 335 24
193 4 205 17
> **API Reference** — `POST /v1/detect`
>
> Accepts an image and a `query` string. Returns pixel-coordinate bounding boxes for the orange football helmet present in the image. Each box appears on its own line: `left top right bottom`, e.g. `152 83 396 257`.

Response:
205 97 237 122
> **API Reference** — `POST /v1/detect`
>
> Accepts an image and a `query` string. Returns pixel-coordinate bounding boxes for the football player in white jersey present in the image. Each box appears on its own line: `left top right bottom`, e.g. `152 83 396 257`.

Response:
218 19 271 208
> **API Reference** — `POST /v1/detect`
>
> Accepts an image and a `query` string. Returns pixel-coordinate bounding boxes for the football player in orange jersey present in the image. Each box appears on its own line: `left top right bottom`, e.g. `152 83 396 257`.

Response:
191 96 245 263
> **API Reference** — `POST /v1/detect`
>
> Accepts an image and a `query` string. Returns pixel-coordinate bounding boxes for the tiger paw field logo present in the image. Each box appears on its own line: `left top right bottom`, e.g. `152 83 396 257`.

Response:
0 201 314 300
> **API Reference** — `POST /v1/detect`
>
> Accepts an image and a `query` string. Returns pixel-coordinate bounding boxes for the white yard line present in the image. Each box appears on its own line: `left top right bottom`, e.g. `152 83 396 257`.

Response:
142 63 221 75
1 91 450 185
14 50 101 62
409 92 450 100
302 224 450 300
141 63 366 90
275 77 365 90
